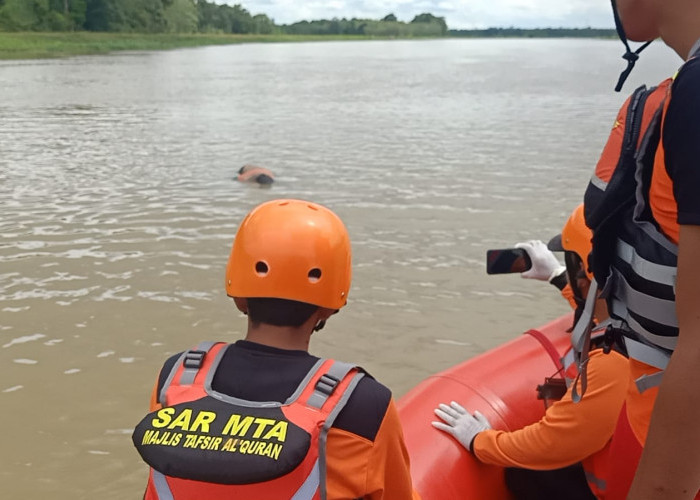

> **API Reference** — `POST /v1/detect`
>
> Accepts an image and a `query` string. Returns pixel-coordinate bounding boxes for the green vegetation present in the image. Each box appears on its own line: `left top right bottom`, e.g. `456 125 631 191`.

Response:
0 1 451 58
449 27 616 38
283 13 447 37
0 1 447 37
0 31 366 59
0 1 616 60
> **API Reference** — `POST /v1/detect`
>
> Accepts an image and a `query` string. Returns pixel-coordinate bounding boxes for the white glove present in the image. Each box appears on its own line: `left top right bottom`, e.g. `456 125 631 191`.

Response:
432 401 491 452
515 240 565 282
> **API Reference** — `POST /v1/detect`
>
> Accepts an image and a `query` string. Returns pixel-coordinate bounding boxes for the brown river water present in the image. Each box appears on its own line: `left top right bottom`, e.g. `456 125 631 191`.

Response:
0 39 680 498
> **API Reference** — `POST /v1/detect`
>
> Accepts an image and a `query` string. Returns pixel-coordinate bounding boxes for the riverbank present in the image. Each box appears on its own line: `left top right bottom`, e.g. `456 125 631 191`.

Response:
0 32 374 60
0 30 618 60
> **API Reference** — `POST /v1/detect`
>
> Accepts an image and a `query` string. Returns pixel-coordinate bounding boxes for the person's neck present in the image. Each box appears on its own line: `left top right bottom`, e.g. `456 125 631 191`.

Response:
244 324 311 351
660 11 700 60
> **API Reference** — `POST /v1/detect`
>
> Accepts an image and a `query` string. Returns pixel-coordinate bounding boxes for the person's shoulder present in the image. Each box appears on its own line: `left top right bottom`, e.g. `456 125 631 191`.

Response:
671 57 700 100
332 369 393 442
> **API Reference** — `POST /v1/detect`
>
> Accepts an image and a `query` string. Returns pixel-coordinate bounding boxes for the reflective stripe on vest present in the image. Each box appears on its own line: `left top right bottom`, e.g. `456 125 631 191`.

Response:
623 337 670 371
291 459 320 500
616 239 677 287
589 173 609 192
318 371 365 500
585 470 607 494
610 297 677 351
152 470 174 500
570 278 599 402
560 323 608 385
610 270 677 332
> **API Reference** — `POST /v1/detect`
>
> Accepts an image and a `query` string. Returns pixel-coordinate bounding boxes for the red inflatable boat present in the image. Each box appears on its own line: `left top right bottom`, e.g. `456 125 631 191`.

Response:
397 313 574 499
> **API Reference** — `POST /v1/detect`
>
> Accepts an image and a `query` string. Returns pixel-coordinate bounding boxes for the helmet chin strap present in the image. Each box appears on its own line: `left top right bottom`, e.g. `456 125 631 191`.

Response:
611 0 653 92
313 319 326 332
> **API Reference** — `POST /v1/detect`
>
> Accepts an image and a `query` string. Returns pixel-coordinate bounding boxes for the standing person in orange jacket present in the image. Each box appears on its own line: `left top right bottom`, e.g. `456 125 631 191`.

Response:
132 199 420 500
580 1 700 498
433 204 628 499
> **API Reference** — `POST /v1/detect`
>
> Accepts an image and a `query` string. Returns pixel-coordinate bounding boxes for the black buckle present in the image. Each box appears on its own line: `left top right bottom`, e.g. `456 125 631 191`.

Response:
602 325 625 355
315 374 340 396
536 377 568 402
183 349 206 369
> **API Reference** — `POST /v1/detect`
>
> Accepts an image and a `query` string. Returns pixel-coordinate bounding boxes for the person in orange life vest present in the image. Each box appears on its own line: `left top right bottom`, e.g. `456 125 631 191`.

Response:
132 199 420 500
432 204 628 500
580 1 700 498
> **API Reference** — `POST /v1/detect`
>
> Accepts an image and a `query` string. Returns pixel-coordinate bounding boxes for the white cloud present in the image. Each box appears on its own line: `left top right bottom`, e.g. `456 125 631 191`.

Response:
224 0 615 29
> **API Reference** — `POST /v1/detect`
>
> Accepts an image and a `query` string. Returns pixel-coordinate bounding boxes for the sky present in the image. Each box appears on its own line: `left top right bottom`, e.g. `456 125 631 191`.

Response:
221 1 617 30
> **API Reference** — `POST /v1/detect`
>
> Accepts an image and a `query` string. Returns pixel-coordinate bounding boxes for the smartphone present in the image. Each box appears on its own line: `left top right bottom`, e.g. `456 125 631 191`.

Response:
486 248 532 275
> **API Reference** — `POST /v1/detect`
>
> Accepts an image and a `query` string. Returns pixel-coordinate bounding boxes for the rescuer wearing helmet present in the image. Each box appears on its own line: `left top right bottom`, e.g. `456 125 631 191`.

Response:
545 204 608 326
433 204 628 499
133 199 420 499
578 1 700 498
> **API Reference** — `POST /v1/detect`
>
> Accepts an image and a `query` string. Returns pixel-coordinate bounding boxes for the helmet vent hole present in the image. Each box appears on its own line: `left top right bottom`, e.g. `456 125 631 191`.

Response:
255 261 269 276
308 268 322 283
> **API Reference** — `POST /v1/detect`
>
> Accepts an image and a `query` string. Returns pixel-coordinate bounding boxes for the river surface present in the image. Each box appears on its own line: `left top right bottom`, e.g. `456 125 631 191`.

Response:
0 38 681 497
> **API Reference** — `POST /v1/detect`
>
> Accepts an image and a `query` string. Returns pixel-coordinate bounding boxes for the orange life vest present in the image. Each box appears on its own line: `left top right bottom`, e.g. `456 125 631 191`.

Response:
582 79 675 375
133 342 364 500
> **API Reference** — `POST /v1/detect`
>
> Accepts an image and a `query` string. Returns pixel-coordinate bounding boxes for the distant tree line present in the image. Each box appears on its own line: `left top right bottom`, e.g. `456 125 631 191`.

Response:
284 13 447 37
0 0 447 37
449 27 616 38
0 2 614 38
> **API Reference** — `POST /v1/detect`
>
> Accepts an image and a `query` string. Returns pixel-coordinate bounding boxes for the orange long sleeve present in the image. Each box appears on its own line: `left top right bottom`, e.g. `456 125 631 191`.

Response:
473 349 628 470
326 399 421 500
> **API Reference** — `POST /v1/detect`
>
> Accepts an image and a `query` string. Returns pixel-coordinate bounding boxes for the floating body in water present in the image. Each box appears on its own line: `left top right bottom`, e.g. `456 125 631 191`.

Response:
237 165 274 186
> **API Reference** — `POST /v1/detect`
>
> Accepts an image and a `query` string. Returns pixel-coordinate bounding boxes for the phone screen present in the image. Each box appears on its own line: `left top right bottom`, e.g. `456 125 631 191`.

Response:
486 248 532 274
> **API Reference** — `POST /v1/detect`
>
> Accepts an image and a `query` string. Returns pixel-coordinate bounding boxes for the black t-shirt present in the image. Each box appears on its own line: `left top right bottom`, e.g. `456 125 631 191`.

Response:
157 340 392 441
663 53 700 225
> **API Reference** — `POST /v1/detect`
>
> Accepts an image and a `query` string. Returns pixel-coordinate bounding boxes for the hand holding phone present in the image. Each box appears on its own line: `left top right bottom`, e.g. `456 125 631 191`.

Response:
486 248 532 275
515 240 565 281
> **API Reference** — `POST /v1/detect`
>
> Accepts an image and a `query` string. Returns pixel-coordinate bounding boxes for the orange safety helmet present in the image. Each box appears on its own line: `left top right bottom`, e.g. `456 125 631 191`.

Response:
560 203 593 279
225 199 352 310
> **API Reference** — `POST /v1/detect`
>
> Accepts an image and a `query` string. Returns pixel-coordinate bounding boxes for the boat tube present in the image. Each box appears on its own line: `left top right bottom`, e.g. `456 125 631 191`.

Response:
398 313 574 499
